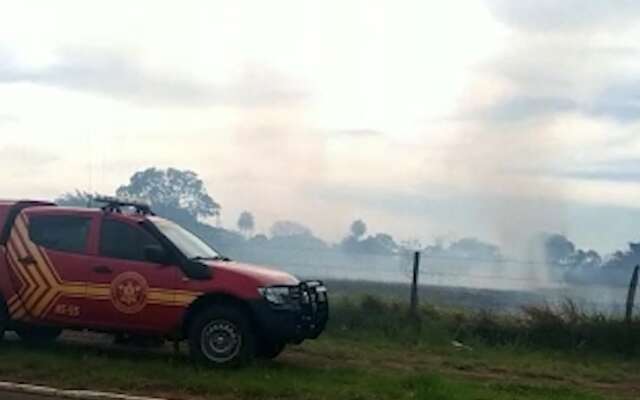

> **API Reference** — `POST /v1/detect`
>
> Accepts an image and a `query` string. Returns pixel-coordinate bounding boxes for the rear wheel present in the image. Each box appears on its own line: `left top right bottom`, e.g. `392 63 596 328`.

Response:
0 298 7 342
188 305 255 367
256 340 286 359
16 325 62 344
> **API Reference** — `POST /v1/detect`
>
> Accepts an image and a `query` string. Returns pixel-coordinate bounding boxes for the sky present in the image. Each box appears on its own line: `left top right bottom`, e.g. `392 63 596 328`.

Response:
2 1 640 254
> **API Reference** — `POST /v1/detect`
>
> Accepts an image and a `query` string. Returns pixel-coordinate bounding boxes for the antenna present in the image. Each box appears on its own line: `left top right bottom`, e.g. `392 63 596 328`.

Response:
93 196 154 216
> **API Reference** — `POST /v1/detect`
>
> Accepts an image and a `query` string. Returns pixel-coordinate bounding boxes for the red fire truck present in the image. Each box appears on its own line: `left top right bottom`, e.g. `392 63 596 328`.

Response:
0 198 328 366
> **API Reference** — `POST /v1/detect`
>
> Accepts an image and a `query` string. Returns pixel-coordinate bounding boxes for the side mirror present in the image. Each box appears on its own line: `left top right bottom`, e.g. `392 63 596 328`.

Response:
183 260 213 280
144 245 169 264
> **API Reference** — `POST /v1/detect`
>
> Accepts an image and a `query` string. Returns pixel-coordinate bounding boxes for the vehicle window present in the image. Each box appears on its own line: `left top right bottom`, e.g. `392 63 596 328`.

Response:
149 216 219 259
99 219 160 262
29 215 91 254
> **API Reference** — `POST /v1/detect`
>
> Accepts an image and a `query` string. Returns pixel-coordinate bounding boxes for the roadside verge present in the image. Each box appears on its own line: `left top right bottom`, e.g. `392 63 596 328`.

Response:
0 382 164 400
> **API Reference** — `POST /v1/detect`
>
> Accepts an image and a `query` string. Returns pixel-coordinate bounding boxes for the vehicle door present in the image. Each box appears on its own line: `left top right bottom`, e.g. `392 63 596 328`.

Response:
6 210 94 325
84 215 181 332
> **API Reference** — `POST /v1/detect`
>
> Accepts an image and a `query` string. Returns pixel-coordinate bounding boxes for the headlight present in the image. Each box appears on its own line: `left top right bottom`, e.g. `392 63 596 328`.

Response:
316 286 328 302
258 286 292 305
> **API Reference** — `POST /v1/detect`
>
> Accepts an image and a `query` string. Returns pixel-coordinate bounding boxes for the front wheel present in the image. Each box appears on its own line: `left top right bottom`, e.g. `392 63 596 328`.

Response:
188 306 255 367
16 325 62 344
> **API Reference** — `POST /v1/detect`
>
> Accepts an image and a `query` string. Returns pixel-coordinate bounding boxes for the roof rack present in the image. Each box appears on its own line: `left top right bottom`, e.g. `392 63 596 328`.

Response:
93 196 154 216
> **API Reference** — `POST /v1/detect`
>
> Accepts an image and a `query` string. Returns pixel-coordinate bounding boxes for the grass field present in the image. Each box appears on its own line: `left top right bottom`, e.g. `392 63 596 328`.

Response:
0 294 639 399
0 336 631 400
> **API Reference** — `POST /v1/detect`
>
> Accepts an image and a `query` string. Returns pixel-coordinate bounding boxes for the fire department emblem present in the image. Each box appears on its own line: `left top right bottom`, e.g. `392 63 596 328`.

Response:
110 272 148 314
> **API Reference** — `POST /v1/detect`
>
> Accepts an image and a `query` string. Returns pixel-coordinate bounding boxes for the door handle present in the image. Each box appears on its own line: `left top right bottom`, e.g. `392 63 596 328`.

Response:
18 255 35 266
92 265 113 274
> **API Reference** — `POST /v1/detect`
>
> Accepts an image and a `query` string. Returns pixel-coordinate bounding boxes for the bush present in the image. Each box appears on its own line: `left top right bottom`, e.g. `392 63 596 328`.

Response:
328 296 640 356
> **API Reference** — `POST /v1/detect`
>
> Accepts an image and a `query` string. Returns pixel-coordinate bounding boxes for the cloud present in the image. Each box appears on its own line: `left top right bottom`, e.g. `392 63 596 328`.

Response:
487 0 640 32
460 40 640 123
0 145 59 179
333 129 384 137
588 81 640 123
538 158 640 183
0 48 306 107
472 90 640 124
0 114 19 125
476 96 578 122
443 5 640 253
493 43 637 92
0 145 57 164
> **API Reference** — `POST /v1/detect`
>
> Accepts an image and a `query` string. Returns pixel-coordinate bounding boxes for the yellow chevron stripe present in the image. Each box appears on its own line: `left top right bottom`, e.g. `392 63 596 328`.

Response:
18 214 63 285
63 286 96 297
9 229 49 312
9 299 22 315
9 297 27 318
148 289 199 303
7 295 18 308
148 288 201 297
40 292 62 318
15 217 60 290
8 221 58 318
33 285 61 316
41 250 63 283
6 212 202 320
5 245 26 294
85 283 110 290
85 286 110 297
7 239 27 292
7 241 37 301
147 293 174 303
176 293 199 302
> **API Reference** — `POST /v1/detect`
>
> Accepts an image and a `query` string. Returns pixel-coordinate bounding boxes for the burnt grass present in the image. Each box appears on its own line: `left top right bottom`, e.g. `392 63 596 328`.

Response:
324 279 546 312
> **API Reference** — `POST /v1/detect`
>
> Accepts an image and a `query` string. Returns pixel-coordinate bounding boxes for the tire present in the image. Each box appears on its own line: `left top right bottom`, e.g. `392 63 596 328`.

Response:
16 325 62 344
0 298 7 342
188 305 255 367
256 340 286 359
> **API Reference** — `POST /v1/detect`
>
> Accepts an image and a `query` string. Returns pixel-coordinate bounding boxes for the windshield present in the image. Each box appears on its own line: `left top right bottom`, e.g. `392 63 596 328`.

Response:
149 217 220 260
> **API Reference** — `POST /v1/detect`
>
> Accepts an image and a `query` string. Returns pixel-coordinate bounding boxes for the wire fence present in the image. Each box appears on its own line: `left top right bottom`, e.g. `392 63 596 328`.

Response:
225 246 634 315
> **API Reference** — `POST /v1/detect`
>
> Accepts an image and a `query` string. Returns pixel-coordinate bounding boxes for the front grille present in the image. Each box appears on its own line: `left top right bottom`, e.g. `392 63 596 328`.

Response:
297 280 328 337
299 281 328 306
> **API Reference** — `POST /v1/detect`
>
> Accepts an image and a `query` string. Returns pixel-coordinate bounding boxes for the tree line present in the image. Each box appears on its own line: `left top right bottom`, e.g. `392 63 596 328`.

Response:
56 167 640 287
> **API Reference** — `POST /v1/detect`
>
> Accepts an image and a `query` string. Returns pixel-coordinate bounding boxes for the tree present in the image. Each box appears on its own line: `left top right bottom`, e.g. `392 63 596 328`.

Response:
350 219 367 239
268 233 328 251
341 230 399 255
448 237 502 261
603 242 640 273
568 249 601 269
54 170 247 254
270 220 312 237
55 190 100 207
360 233 399 255
116 167 220 220
542 234 576 266
237 211 255 237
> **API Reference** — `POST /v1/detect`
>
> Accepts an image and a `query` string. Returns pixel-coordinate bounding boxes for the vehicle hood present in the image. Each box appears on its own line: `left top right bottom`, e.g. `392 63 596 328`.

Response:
206 260 300 286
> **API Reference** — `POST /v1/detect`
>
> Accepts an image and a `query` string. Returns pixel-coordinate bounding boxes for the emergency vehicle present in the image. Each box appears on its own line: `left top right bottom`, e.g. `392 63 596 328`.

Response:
0 198 328 366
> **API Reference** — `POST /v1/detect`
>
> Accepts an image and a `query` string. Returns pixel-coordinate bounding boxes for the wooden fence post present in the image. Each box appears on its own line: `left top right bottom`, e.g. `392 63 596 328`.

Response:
410 251 420 318
625 265 639 324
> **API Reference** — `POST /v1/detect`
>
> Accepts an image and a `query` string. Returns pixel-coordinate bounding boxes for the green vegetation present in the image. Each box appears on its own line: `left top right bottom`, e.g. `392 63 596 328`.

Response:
0 340 611 400
0 295 638 399
331 294 640 355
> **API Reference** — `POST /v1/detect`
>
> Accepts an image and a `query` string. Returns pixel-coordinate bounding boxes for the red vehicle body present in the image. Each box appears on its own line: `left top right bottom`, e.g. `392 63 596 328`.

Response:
0 199 328 365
